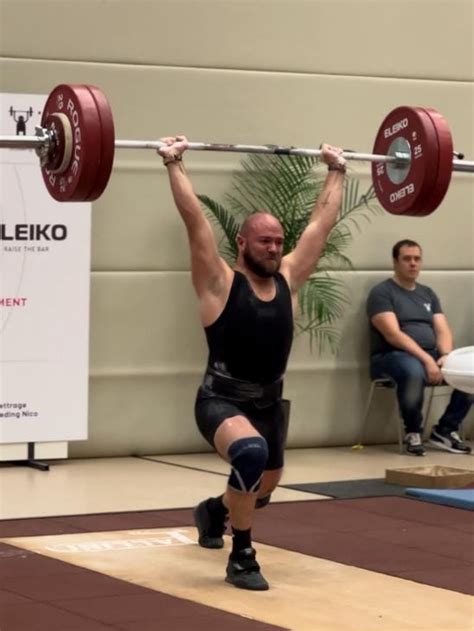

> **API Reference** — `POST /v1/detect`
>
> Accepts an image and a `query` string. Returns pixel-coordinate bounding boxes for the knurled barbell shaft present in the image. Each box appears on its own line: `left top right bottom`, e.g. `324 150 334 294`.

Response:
0 134 473 172
115 139 400 164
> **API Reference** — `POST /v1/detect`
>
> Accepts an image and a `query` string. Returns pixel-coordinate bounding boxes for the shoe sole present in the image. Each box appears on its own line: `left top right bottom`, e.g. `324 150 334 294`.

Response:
427 439 470 455
225 576 269 591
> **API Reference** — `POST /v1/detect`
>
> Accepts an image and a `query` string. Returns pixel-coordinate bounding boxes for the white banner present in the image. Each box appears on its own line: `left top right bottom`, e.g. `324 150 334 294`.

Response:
0 93 90 443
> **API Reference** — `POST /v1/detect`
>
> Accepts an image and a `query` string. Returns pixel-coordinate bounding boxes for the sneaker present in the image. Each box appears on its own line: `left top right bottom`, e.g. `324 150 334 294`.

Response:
404 432 426 456
428 428 472 454
225 547 269 591
193 499 227 549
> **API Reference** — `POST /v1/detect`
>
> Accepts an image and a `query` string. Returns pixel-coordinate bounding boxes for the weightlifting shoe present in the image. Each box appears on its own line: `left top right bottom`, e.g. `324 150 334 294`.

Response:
193 499 227 549
225 547 269 591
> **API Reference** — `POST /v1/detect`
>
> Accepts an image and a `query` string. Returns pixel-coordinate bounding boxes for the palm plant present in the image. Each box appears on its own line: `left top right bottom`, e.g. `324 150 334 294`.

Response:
198 154 382 353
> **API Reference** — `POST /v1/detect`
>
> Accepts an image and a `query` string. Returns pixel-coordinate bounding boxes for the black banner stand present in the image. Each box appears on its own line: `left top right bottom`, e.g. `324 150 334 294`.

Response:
12 442 50 471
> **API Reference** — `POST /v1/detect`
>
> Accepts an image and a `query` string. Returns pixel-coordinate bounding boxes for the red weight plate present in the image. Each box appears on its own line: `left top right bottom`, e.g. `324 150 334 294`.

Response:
401 107 440 217
83 85 115 201
41 84 102 202
371 106 440 216
418 107 453 215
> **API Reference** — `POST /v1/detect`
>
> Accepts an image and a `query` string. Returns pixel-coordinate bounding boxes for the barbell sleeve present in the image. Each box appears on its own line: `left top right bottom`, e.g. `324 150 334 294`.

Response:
452 159 474 173
0 135 46 150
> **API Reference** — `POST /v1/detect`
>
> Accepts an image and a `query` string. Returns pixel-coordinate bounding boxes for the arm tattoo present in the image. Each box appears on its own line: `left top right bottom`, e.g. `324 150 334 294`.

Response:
320 193 332 206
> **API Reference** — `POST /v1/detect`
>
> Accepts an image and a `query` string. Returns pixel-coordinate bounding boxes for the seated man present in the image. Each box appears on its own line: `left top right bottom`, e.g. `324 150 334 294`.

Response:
366 239 473 456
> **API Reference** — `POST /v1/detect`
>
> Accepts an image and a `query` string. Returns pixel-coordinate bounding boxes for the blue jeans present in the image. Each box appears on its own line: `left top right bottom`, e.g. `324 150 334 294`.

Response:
370 350 474 434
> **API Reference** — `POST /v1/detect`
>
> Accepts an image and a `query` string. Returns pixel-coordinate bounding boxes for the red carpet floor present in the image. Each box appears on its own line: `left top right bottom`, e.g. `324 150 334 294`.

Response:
1 497 472 630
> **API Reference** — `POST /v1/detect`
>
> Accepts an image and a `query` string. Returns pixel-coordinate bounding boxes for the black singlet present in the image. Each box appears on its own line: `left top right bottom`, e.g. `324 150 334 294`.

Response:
204 271 294 384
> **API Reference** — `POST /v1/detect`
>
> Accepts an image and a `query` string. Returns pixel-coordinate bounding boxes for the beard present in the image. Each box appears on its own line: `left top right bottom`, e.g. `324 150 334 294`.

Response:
243 249 280 278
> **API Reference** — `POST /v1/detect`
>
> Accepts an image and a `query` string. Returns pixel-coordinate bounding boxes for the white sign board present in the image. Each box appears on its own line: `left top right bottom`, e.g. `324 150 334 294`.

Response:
0 93 90 443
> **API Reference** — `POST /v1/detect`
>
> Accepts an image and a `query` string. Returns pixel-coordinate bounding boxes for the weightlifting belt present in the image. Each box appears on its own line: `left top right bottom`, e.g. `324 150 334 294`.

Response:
202 367 283 401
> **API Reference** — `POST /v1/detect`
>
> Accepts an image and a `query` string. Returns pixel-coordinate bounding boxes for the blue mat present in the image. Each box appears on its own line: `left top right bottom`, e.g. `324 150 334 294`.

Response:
405 487 474 510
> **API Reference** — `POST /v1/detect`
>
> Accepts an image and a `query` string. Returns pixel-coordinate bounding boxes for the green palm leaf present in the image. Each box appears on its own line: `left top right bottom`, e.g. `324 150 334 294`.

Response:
335 178 383 234
298 274 348 326
197 194 239 262
225 154 322 253
295 324 342 355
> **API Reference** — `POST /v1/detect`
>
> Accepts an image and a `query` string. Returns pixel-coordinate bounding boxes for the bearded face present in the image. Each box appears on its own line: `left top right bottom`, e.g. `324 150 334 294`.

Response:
243 244 281 278
237 214 285 278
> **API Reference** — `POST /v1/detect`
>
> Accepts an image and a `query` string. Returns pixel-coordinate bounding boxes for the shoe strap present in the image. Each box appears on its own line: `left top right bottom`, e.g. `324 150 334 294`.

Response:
231 548 260 572
233 558 261 572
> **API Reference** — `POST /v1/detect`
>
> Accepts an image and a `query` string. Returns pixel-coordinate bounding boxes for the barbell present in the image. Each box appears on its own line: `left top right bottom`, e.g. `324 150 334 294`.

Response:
0 84 473 215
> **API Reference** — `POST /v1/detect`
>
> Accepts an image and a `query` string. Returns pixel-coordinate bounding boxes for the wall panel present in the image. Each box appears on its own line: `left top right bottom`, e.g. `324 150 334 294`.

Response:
1 0 472 81
69 270 474 456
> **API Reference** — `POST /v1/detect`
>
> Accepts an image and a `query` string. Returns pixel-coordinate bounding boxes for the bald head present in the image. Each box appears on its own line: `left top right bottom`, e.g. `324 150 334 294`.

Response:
239 212 283 238
237 212 284 278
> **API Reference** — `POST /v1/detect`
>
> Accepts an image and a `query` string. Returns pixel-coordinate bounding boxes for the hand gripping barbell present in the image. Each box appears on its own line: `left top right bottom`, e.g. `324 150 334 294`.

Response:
0 84 472 215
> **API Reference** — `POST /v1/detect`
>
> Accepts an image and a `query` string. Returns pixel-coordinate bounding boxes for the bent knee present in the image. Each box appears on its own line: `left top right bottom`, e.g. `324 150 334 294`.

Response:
227 436 269 493
400 356 426 381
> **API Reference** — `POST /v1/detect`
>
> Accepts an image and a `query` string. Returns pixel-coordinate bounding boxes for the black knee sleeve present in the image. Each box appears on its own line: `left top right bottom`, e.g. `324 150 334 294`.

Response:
228 436 269 493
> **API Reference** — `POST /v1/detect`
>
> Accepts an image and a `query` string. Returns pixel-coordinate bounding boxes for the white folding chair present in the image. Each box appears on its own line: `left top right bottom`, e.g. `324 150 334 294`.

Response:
357 378 447 453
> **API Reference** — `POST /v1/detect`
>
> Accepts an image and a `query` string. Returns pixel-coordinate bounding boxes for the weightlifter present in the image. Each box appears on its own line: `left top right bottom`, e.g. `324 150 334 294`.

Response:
158 136 346 590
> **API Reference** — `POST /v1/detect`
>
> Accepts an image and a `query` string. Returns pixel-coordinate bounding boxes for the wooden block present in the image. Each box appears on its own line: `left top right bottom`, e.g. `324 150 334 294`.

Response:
386 465 474 489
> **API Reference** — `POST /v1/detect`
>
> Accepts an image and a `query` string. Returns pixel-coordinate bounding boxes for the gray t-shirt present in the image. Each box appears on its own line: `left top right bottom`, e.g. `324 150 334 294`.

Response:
366 278 442 355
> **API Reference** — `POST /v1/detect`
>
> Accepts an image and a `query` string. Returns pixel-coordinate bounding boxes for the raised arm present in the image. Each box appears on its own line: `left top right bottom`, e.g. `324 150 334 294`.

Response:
158 136 231 300
282 144 346 292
